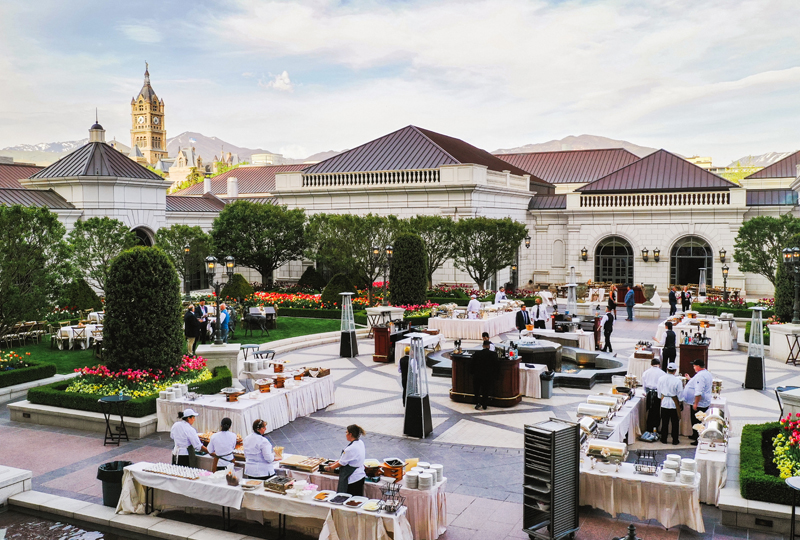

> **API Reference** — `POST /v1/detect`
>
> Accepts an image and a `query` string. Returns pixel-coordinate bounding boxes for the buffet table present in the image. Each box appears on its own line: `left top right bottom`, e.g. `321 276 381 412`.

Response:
694 446 726 505
394 332 442 363
528 329 594 351
427 311 516 340
654 319 736 351
117 462 413 540
579 461 704 532
680 396 732 437
604 395 644 444
519 363 547 398
156 376 335 436
627 354 653 380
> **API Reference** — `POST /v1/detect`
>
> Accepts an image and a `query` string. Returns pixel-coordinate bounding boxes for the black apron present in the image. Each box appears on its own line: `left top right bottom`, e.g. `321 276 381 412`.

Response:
337 441 358 493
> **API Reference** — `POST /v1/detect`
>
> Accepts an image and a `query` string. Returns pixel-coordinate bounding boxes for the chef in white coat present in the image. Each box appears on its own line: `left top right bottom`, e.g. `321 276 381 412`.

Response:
169 408 207 467
494 287 507 305
467 294 481 319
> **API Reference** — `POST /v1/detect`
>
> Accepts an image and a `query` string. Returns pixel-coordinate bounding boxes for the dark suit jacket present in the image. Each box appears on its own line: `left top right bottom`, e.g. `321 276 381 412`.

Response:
194 304 208 323
184 309 200 338
399 355 409 389
515 309 531 330
471 348 498 379
668 291 677 306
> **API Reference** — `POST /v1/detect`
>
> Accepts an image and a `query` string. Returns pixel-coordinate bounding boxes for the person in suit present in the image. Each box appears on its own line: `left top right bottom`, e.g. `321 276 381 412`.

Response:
195 300 209 344
531 297 548 329
471 340 497 410
681 286 692 312
515 304 531 331
668 287 678 316
184 304 200 355
600 306 614 352
624 285 635 321
399 346 410 405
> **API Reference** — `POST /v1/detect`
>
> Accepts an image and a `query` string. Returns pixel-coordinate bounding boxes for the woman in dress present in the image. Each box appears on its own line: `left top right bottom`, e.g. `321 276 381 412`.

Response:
243 419 275 480
325 424 366 496
208 417 237 471
169 408 207 467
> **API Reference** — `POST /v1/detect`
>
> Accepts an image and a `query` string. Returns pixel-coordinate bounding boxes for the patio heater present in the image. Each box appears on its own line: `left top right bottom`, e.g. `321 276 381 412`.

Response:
698 268 707 300
339 292 359 358
566 265 578 319
403 336 432 438
744 306 766 390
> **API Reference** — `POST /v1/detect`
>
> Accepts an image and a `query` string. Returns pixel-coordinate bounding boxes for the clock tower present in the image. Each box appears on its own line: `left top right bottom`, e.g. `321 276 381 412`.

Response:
130 62 166 165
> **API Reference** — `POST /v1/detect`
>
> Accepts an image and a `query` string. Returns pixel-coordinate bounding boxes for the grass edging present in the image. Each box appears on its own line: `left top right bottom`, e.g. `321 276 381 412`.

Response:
740 421 793 504
0 359 57 389
27 366 232 418
275 308 368 326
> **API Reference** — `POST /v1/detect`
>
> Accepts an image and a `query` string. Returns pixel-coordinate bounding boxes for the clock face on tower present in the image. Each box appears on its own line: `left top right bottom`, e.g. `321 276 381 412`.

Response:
137 115 145 124
153 117 160 125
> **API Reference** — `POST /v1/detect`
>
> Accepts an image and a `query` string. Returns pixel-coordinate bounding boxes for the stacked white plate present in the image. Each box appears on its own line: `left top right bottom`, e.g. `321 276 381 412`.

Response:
172 385 183 398
255 359 265 370
245 360 257 372
665 454 681 463
410 467 425 474
431 464 444 482
663 460 680 471
424 468 437 483
418 473 433 490
680 470 696 484
680 458 696 472
661 469 677 482
405 471 419 489
159 391 168 400
417 462 431 470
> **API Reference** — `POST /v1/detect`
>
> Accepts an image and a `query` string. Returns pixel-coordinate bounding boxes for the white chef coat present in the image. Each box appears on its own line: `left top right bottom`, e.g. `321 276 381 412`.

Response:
208 430 238 464
683 369 713 408
243 433 275 478
170 420 203 456
494 291 507 305
339 439 366 484
658 374 684 409
641 366 667 392
531 304 547 323
467 299 481 318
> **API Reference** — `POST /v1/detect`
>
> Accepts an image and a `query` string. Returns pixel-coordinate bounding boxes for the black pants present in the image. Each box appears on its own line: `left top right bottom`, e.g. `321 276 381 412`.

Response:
645 390 661 432
474 375 491 408
602 331 612 352
198 322 208 344
681 301 689 312
690 405 709 440
662 347 676 370
660 407 679 443
669 303 677 316
533 320 546 329
346 478 365 496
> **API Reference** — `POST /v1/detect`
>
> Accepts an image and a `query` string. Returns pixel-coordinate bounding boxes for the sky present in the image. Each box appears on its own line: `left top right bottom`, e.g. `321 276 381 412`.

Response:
1 0 800 164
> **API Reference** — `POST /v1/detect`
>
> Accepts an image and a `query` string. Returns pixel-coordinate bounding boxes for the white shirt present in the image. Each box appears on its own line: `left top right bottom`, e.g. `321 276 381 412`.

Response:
641 366 667 391
243 433 275 478
658 374 684 409
494 291 507 305
683 369 713 408
208 431 238 463
531 304 547 322
170 420 202 456
467 299 481 313
339 439 366 484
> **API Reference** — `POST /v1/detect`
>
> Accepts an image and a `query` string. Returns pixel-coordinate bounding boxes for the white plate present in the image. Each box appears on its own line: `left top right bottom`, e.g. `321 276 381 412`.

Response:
362 499 382 512
344 496 368 508
313 490 336 502
328 492 352 505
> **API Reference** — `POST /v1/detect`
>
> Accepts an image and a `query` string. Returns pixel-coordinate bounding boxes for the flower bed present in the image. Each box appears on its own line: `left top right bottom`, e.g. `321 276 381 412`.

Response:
773 413 800 478
740 421 794 504
28 365 232 418
0 352 57 389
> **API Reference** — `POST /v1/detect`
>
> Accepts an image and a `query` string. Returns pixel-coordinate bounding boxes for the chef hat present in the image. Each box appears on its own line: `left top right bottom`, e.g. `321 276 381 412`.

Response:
667 363 677 371
470 294 477 298
183 408 199 418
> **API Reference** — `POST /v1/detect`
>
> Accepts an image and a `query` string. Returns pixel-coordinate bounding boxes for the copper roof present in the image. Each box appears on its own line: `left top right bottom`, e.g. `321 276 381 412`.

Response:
30 142 164 181
577 149 738 193
166 193 227 212
746 189 798 206
222 196 277 205
0 188 75 209
528 194 567 210
303 125 551 189
0 162 43 189
744 150 800 179
495 148 639 184
173 164 307 196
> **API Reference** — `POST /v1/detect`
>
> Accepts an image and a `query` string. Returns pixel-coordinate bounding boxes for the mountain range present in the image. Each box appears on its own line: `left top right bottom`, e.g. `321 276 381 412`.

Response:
726 151 796 168
492 134 658 158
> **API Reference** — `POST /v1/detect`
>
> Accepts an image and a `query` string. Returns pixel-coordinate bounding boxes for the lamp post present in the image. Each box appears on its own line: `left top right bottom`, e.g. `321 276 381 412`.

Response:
653 248 660 263
372 245 393 306
783 247 800 324
722 264 729 302
525 236 531 249
183 244 191 301
581 247 588 262
205 255 235 345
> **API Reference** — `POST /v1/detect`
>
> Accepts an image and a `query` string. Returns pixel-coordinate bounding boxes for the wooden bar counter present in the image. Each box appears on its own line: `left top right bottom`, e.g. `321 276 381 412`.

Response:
449 350 522 407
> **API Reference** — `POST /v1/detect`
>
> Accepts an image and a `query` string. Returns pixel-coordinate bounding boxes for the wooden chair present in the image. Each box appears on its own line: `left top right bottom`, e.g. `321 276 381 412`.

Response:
53 327 70 350
72 326 87 350
92 329 104 359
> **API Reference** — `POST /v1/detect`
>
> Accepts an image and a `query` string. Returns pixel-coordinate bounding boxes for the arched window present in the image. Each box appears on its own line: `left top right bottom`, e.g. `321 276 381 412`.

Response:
132 227 154 247
670 236 712 287
594 236 633 285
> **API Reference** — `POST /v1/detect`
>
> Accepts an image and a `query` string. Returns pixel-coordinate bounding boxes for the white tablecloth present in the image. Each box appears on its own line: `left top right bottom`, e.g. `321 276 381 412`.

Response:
58 324 99 349
427 311 517 340
520 364 547 398
695 446 726 505
88 311 104 323
605 395 644 444
157 376 335 436
538 291 556 307
528 329 594 351
580 461 704 532
680 396 732 437
655 320 734 351
394 333 442 363
627 355 651 380
117 462 413 540
286 470 447 540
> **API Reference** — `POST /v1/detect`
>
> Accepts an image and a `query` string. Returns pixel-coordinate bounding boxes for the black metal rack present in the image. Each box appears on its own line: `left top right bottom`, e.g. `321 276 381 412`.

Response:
523 419 580 540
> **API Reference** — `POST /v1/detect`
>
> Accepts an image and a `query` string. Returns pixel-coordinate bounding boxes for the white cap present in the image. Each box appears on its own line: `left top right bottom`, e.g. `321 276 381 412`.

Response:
667 363 677 371
183 408 199 417
470 294 477 298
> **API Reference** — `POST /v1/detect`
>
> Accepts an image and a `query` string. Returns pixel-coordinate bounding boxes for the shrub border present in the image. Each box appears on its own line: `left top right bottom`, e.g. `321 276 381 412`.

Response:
740 421 793 504
691 303 774 319
27 366 232 418
0 359 57 389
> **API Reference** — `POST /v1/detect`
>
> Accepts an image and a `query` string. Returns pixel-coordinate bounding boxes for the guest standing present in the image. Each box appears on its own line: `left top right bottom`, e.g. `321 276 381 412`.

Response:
195 300 209 344
219 303 230 343
661 321 677 369
531 298 548 329
668 287 678 316
600 306 614 352
658 363 683 445
681 286 692 313
641 359 667 433
608 285 618 317
624 285 635 321
515 304 531 331
184 304 199 355
471 340 497 410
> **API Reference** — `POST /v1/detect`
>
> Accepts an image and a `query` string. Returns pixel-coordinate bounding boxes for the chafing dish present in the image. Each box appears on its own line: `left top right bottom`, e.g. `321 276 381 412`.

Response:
586 440 627 462
700 420 727 443
624 375 639 388
703 407 726 426
577 403 611 420
578 416 598 435
587 395 622 411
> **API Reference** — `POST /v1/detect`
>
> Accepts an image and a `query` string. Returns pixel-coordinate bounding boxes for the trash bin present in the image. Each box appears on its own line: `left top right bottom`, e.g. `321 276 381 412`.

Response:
97 460 132 508
540 371 555 399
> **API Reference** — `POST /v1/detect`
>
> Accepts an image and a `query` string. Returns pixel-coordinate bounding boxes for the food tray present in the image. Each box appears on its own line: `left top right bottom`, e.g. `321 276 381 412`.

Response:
329 493 352 505
241 479 262 491
345 496 368 508
314 490 335 502
280 455 327 472
361 499 382 512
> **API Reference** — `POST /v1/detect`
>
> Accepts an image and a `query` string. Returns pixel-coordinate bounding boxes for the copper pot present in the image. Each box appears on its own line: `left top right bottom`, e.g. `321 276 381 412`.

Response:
274 363 284 373
275 377 285 388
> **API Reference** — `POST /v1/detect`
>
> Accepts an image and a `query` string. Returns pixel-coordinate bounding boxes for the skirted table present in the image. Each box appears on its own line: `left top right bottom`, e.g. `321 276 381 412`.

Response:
427 311 517 340
157 376 334 436
604 395 645 444
655 320 735 351
694 446 727 505
528 329 594 351
519 364 547 398
680 396 732 437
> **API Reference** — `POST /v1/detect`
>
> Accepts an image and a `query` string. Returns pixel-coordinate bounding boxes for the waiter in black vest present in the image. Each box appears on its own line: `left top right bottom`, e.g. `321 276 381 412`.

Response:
600 306 614 352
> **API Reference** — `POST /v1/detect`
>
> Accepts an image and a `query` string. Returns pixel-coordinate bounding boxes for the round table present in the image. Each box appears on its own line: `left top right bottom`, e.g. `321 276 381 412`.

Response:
787 476 800 540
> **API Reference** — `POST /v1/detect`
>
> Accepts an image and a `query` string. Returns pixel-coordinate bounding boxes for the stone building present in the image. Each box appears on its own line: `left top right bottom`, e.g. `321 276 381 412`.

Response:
130 63 167 165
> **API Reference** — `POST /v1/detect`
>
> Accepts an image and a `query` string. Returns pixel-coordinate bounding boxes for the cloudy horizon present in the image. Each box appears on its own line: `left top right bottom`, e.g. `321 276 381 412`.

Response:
1 0 799 164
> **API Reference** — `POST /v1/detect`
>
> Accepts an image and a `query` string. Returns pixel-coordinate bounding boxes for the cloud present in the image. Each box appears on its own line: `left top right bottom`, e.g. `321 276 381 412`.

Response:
118 24 162 44
259 71 293 92
241 72 254 78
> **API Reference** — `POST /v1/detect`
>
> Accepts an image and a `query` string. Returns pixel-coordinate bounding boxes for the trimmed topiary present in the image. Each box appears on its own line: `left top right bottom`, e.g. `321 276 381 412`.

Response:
321 273 355 307
297 266 328 291
221 273 254 303
59 278 103 311
389 233 428 306
774 232 800 322
103 246 184 372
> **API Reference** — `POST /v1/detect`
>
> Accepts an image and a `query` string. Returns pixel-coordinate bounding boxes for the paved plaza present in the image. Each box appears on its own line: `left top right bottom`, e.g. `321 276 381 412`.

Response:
1 307 798 539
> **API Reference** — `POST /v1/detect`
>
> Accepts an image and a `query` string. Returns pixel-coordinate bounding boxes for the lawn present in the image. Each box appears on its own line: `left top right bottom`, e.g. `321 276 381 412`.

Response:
2 317 341 374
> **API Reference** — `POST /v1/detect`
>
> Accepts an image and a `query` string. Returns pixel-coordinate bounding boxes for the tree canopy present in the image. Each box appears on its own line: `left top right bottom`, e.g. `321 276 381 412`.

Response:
451 217 528 290
68 217 136 294
154 224 211 288
0 205 73 328
389 233 428 306
733 214 800 286
406 215 455 287
211 201 307 286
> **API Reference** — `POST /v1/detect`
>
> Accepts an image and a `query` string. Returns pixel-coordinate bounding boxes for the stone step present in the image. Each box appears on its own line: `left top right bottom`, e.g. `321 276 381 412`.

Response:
0 372 80 405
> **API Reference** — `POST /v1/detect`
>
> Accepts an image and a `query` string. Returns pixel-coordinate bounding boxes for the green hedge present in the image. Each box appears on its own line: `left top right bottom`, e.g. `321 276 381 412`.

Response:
740 422 794 504
0 359 57 389
404 315 430 326
27 366 232 418
426 297 469 306
690 303 774 319
744 321 771 346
